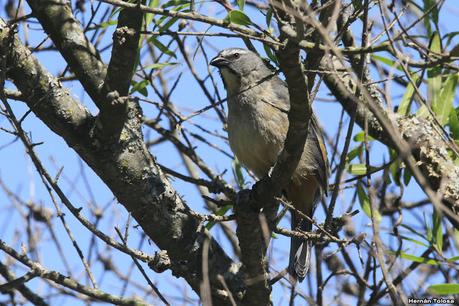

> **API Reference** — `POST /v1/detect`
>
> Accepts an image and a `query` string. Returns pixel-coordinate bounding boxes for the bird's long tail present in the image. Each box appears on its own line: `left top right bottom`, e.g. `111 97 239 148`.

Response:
288 213 312 282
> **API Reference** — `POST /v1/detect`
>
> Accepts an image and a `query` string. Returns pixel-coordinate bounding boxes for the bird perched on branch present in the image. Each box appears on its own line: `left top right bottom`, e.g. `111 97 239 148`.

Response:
210 48 329 282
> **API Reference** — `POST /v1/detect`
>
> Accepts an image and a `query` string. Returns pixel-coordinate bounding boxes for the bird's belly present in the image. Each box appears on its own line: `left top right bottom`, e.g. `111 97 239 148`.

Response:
227 113 281 178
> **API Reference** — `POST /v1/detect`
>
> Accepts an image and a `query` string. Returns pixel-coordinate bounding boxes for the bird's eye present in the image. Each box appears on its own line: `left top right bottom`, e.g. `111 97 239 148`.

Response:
233 52 240 59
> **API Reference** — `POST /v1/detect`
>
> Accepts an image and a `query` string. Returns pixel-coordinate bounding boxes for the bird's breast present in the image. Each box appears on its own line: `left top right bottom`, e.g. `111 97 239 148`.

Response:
227 93 286 178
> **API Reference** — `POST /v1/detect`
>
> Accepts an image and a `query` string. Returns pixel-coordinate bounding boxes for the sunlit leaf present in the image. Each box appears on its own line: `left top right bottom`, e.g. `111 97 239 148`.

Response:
232 157 246 189
403 167 412 186
228 10 252 26
348 164 367 176
433 73 459 125
205 205 232 230
395 251 441 265
371 55 404 72
427 32 442 106
432 210 443 253
142 62 177 71
353 131 374 142
130 79 149 96
148 37 177 58
347 145 362 162
449 107 459 140
427 284 459 295
357 183 381 222
237 0 245 10
398 74 419 116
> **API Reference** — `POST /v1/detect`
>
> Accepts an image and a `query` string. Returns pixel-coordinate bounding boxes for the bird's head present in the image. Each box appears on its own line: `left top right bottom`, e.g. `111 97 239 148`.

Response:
210 48 269 92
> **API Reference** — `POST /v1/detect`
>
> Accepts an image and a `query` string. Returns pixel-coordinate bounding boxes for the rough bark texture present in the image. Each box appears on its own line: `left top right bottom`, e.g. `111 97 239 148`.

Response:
0 19 242 305
322 56 459 225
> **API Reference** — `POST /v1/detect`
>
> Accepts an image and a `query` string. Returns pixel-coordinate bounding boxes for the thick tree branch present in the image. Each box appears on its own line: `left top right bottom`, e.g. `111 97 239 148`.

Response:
0 19 242 304
97 3 144 137
321 56 459 227
26 0 107 106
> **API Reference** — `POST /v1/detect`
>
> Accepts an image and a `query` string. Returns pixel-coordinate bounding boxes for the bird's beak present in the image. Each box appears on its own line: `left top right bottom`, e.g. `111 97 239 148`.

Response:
210 56 229 68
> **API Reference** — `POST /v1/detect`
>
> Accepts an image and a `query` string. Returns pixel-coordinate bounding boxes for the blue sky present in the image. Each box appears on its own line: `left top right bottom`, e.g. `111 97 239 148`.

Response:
1 0 458 305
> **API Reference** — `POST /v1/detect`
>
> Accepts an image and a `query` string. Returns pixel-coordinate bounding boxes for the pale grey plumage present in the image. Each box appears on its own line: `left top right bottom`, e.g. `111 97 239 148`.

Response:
210 48 329 281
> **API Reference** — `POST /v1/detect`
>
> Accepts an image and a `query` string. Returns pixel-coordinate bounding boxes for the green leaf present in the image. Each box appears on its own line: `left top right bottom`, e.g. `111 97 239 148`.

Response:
393 234 429 247
266 7 273 26
400 224 430 242
432 210 443 253
130 80 149 96
389 149 401 186
423 0 439 31
148 37 177 58
398 74 419 116
353 131 374 142
228 10 252 26
433 73 459 125
142 62 177 71
99 20 117 29
232 157 246 189
357 183 381 222
348 164 367 176
144 0 160 30
159 17 179 32
427 284 459 295
237 0 245 10
371 55 404 73
263 43 278 64
205 205 232 230
403 167 412 186
447 255 459 262
450 107 459 140
395 251 441 265
428 32 442 106
347 145 362 162
161 0 188 8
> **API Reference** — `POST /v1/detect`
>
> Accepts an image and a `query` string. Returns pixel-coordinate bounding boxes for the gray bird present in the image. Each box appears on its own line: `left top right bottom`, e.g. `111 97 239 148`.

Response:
210 48 329 282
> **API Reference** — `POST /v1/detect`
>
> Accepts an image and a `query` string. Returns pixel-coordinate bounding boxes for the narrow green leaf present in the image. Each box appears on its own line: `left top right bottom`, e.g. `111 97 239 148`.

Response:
348 164 367 176
353 131 374 142
142 62 177 71
266 7 273 26
130 80 149 96
148 37 177 58
427 284 459 295
371 55 404 72
447 256 459 262
144 0 160 29
237 0 245 10
433 73 459 125
416 105 429 118
232 158 246 189
205 205 232 230
400 224 430 242
432 210 443 253
398 74 419 116
161 0 188 8
392 234 429 247
347 145 362 162
391 251 441 265
263 43 278 64
228 10 252 26
427 32 442 106
159 17 179 32
357 183 381 222
423 0 439 28
403 167 412 186
99 20 117 29
450 107 459 139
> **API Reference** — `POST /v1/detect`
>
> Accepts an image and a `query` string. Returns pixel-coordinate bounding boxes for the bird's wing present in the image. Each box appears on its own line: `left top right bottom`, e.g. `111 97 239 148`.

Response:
272 76 329 194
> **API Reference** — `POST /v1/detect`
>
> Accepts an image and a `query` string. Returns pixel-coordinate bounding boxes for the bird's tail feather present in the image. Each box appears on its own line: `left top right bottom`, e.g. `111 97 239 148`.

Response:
288 216 312 283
